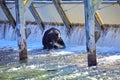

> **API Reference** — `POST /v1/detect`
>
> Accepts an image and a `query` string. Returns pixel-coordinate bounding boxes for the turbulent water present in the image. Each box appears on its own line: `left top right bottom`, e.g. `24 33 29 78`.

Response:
0 23 120 50
0 23 120 80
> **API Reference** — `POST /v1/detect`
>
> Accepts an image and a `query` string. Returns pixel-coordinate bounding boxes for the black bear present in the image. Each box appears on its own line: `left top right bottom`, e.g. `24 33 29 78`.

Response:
42 28 65 49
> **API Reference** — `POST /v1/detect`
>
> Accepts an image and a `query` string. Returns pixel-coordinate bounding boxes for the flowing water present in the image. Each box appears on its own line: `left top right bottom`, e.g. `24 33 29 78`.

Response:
0 23 120 80
0 23 120 51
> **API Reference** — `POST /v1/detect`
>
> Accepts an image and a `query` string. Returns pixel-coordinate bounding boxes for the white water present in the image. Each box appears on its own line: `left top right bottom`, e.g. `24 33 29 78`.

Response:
0 23 120 80
0 23 120 53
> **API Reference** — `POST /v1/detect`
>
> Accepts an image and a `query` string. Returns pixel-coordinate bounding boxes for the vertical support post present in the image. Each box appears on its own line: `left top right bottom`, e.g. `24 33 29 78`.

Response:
15 0 27 62
84 0 102 67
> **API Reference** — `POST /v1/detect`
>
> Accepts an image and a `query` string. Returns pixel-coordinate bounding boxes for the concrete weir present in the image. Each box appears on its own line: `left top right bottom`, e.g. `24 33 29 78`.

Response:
0 23 120 50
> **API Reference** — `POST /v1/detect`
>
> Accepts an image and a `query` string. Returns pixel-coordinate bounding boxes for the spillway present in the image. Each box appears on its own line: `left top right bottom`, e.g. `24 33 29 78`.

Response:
0 23 120 52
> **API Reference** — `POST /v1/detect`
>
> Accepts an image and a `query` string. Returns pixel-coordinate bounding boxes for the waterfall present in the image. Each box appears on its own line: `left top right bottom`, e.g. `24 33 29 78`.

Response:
0 23 16 40
97 27 120 48
0 24 5 39
0 23 120 50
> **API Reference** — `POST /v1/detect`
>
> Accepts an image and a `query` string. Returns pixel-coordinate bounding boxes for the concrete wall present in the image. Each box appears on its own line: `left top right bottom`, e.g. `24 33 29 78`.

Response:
0 2 120 24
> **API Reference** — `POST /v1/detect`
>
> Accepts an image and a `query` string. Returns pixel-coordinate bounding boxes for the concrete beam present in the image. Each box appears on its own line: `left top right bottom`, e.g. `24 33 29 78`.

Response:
53 0 72 34
95 11 103 42
0 0 16 28
24 0 33 7
95 11 104 26
24 0 33 38
24 0 28 5
29 3 45 31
